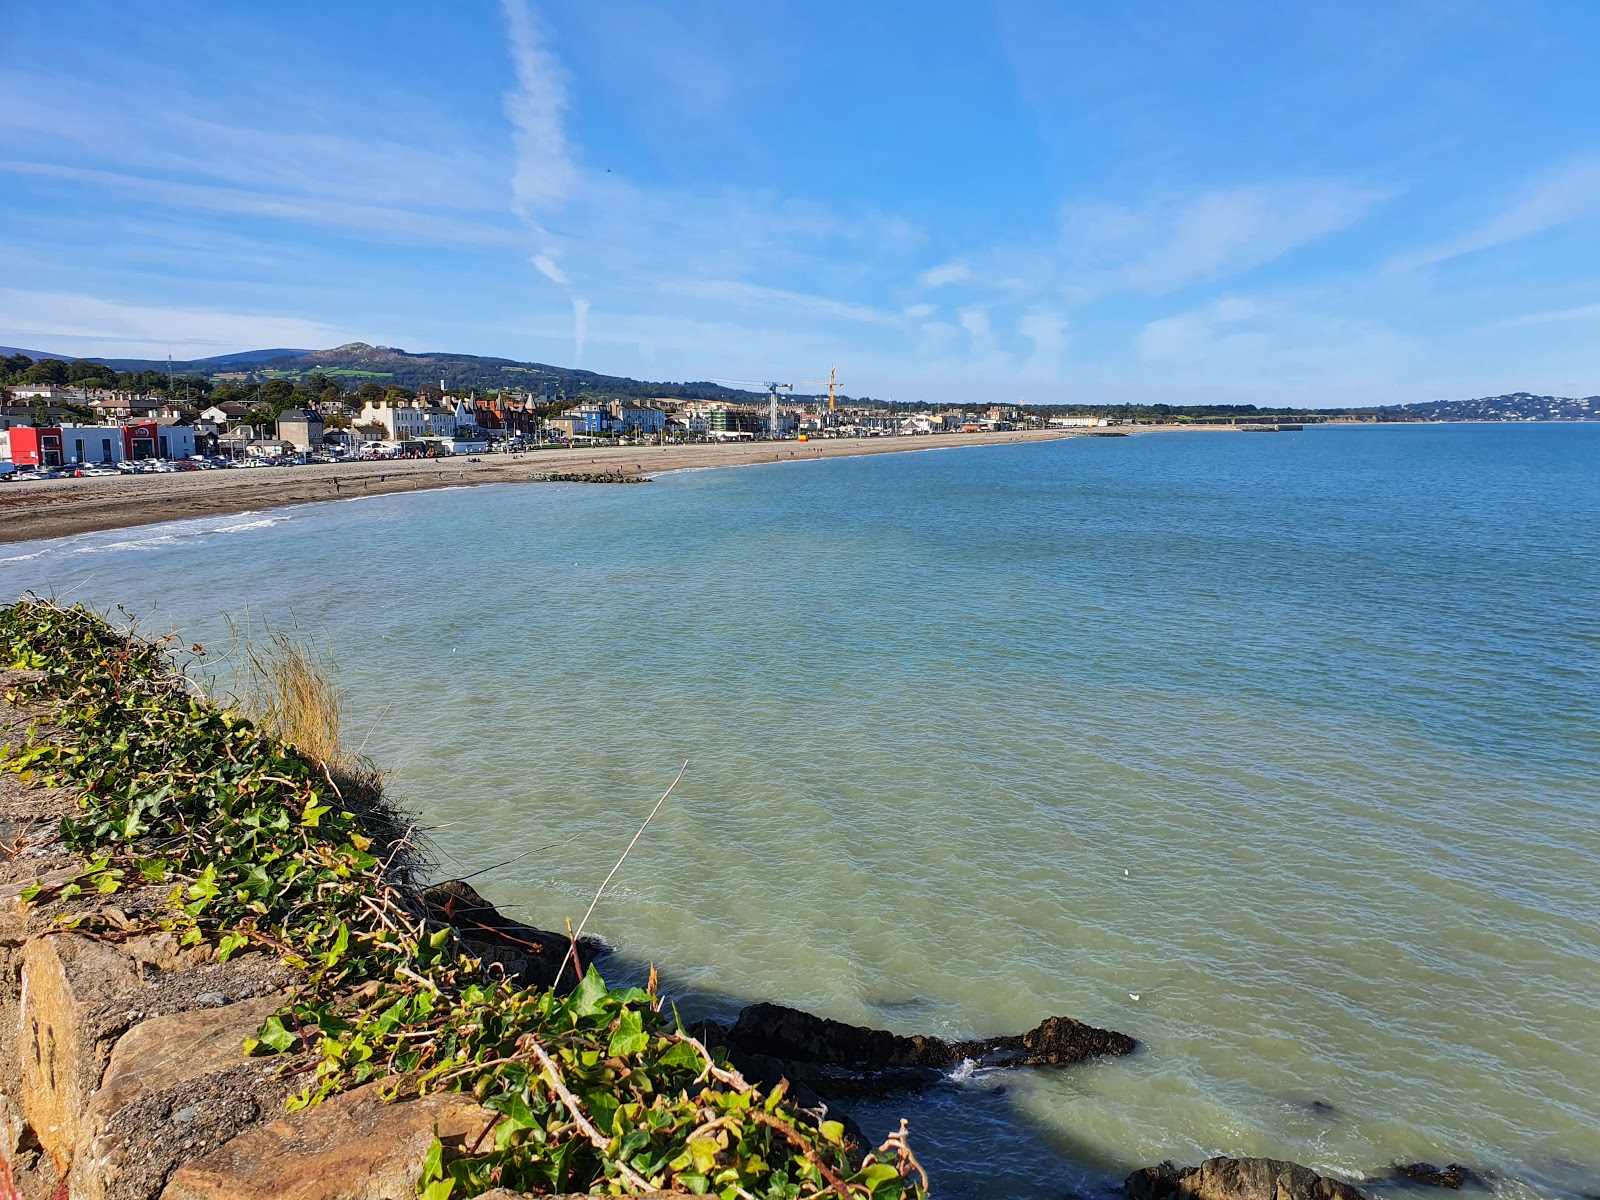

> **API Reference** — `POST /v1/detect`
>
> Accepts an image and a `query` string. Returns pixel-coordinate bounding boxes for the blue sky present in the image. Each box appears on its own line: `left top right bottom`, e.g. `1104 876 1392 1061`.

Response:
2 1 1597 405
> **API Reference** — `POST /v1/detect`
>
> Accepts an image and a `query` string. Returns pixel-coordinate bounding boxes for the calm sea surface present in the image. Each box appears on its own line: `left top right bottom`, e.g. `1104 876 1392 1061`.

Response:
5 424 1598 1199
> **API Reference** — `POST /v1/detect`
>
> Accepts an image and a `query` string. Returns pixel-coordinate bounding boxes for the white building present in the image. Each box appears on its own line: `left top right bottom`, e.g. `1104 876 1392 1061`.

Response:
357 398 456 440
59 424 128 465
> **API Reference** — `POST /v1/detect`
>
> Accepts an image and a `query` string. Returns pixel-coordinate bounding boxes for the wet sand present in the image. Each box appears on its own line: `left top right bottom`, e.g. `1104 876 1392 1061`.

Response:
0 426 1214 546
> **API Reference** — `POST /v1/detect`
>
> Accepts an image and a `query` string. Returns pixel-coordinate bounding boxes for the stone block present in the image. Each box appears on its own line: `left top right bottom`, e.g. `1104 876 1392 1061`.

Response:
19 932 142 1167
159 1082 489 1200
70 994 288 1200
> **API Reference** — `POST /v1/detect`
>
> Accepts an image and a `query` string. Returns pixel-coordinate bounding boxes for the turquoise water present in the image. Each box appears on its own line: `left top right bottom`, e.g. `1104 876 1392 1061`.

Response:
5 425 1598 1199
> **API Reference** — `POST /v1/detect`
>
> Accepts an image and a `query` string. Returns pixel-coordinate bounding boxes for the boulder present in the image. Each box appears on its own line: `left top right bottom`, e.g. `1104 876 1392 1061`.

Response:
421 880 605 992
19 932 144 1166
70 994 291 1200
723 1001 1136 1093
1126 1157 1366 1200
159 1082 488 1200
17 931 300 1173
1391 1163 1476 1190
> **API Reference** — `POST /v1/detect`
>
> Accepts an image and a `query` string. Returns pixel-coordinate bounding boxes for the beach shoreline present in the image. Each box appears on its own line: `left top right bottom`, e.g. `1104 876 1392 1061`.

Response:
0 426 1197 546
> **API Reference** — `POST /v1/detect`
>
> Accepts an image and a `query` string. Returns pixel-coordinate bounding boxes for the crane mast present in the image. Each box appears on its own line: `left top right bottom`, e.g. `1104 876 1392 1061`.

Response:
708 377 794 438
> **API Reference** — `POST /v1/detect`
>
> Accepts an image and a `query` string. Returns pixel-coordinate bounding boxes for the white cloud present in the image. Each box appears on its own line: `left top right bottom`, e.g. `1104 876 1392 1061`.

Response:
917 261 971 289
661 279 900 325
1492 301 1600 328
501 0 577 216
0 161 519 249
1395 155 1600 270
1066 181 1385 295
531 253 569 285
0 289 353 358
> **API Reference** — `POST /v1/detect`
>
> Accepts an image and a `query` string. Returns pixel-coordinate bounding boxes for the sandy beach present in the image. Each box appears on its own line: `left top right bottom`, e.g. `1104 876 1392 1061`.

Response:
0 426 1224 546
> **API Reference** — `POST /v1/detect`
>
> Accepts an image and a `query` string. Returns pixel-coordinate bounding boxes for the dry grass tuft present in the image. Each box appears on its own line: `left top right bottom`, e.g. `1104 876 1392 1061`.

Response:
233 623 429 886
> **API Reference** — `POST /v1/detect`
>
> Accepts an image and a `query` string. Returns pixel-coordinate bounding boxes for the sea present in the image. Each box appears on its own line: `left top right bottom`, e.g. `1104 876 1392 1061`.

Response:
4 423 1597 1200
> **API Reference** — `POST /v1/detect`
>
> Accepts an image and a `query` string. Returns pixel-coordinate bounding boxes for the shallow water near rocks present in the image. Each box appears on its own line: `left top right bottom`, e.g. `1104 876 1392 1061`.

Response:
5 424 1598 1199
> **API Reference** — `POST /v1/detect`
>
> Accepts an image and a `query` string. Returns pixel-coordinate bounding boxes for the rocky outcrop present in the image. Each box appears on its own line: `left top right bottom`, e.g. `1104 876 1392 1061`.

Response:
420 879 606 992
722 1000 1136 1095
1126 1157 1366 1200
1389 1163 1477 1189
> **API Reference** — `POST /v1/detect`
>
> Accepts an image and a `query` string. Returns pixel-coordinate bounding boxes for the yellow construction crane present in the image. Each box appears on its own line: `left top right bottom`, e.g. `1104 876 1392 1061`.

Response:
803 365 840 412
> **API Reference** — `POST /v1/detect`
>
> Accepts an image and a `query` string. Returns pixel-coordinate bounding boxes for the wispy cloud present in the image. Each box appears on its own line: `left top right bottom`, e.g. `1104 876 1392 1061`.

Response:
1491 301 1600 328
501 0 576 217
1394 155 1600 271
1064 180 1386 295
917 261 971 289
531 253 570 285
660 279 901 326
0 289 354 358
0 161 520 249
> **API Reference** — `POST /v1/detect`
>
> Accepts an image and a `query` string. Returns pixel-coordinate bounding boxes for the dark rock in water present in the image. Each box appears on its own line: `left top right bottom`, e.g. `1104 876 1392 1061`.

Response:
1126 1156 1366 1200
723 1001 1135 1095
989 1013 1139 1065
1391 1163 1476 1190
420 880 606 993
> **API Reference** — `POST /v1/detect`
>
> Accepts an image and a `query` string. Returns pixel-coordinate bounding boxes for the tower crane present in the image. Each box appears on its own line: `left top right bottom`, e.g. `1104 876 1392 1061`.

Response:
708 378 794 438
802 365 840 413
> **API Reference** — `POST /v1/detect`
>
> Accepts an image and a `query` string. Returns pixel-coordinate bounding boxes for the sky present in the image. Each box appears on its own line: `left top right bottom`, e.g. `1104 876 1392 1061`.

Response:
1 1 1598 407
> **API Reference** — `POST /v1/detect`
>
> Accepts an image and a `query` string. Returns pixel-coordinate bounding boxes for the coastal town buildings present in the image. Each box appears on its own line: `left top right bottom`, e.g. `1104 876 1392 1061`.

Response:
276 408 325 452
356 397 457 441
4 420 195 466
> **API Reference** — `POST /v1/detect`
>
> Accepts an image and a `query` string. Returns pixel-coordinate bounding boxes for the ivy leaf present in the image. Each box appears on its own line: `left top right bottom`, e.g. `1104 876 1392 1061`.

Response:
253 1014 296 1054
568 963 609 1019
607 1008 649 1057
217 932 248 962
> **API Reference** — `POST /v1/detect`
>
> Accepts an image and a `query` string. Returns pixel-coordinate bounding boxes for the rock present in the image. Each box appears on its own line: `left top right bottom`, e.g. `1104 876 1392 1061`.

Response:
987 1013 1140 1066
723 1001 1135 1093
1391 1163 1476 1189
159 1082 488 1200
17 931 300 1174
1126 1156 1366 1200
421 880 606 992
19 932 144 1167
70 994 290 1200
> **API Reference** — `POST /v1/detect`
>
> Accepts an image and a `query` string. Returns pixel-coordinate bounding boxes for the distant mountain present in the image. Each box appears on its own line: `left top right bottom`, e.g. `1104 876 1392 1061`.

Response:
97 348 317 371
0 345 76 362
1389 392 1597 422
156 342 767 402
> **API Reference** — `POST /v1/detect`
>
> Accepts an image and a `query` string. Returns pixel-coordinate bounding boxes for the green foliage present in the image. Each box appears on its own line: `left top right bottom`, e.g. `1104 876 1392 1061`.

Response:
0 599 925 1199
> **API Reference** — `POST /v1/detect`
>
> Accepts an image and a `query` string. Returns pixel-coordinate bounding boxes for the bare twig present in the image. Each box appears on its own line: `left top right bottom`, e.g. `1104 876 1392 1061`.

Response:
526 1038 654 1191
751 1110 852 1196
551 760 688 993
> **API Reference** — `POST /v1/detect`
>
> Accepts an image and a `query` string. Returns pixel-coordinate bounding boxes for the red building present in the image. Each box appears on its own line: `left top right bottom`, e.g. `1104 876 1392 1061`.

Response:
6 426 63 468
123 421 159 460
